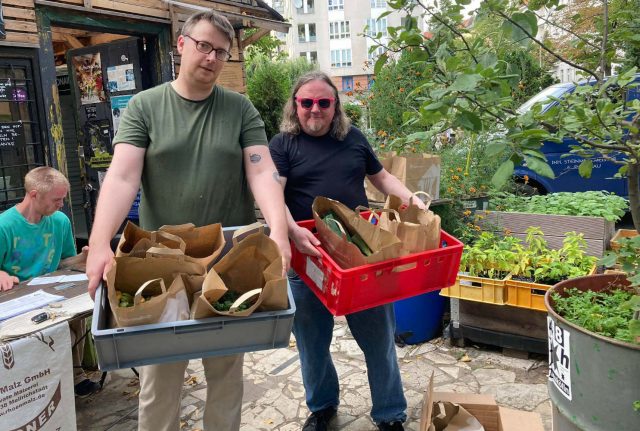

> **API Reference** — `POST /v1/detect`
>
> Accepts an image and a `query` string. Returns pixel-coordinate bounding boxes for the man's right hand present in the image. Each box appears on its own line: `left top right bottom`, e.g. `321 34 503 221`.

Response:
0 270 19 292
86 244 115 300
290 225 322 258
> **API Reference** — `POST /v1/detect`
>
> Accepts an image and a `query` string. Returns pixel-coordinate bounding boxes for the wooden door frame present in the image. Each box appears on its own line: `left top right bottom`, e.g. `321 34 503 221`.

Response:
35 5 172 172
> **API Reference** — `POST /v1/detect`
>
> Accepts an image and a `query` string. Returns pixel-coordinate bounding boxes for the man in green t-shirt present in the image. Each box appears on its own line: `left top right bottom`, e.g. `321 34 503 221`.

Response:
0 166 100 397
85 10 290 431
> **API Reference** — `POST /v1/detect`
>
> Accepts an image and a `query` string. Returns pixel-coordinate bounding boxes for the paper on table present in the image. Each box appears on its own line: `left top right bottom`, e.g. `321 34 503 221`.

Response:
27 273 88 286
0 290 65 321
59 274 88 282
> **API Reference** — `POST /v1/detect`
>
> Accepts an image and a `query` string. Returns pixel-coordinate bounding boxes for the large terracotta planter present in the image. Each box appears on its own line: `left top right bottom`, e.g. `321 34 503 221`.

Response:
545 274 640 431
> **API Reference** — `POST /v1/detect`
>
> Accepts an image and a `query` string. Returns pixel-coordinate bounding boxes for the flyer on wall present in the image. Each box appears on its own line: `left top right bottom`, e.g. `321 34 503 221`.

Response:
107 64 136 92
110 95 134 135
72 53 107 105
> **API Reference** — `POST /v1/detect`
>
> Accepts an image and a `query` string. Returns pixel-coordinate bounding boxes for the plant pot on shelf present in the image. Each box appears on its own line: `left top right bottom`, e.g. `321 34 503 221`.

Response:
610 229 639 251
545 274 640 431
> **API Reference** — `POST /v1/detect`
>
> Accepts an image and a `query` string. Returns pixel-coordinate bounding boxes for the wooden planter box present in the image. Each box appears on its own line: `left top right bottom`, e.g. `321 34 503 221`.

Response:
480 211 614 257
610 228 638 251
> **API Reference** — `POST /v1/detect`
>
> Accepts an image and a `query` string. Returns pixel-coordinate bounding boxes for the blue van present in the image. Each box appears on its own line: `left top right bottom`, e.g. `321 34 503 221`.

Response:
514 75 640 196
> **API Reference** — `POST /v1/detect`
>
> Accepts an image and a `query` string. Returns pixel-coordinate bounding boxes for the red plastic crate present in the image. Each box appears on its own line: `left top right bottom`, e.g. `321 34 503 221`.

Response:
291 216 463 316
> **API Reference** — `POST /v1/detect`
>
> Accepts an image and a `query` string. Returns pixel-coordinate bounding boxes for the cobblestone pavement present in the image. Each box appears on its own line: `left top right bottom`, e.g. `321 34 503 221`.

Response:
76 318 551 430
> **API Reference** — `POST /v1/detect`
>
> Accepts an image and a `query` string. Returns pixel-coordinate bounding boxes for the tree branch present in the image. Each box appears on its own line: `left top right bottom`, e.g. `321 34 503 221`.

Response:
492 9 599 81
532 10 599 50
416 0 479 64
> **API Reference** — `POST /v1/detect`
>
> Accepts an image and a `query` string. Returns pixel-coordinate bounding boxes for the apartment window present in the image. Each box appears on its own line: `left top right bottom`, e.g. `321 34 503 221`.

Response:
300 51 318 63
370 0 386 7
328 0 344 11
366 18 388 37
329 21 350 39
297 0 315 14
331 49 352 68
298 24 317 42
273 0 285 13
342 76 354 92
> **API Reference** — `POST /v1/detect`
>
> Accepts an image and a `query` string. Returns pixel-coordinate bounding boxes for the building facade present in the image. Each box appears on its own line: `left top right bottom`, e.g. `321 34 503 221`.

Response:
272 0 425 92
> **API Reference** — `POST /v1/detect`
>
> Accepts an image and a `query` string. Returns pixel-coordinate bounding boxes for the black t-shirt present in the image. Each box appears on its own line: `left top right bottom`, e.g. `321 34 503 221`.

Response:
269 127 383 221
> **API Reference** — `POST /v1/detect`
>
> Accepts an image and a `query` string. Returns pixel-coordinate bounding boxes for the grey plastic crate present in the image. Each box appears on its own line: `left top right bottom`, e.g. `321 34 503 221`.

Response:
91 225 295 371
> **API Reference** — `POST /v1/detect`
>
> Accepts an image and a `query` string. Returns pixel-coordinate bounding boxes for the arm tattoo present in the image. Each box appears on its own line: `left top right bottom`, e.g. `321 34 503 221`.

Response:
273 171 282 184
249 153 262 164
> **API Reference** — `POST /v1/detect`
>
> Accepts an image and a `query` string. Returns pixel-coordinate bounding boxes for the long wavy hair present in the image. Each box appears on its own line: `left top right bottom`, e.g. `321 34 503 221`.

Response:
279 71 351 140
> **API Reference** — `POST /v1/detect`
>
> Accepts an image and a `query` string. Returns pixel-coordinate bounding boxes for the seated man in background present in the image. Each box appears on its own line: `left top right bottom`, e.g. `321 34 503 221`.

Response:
0 166 100 397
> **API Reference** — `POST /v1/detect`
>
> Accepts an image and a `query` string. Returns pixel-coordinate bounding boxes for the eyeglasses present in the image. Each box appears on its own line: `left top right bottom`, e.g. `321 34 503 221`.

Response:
295 97 335 110
183 34 232 62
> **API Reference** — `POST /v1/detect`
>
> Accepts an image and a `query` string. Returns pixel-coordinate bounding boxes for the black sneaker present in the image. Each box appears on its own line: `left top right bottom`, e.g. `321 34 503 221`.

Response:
377 421 404 431
74 379 101 397
302 406 337 431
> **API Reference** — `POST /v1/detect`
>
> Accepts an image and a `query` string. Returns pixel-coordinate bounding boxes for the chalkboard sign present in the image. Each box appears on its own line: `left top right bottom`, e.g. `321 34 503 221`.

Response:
0 122 25 149
0 78 10 100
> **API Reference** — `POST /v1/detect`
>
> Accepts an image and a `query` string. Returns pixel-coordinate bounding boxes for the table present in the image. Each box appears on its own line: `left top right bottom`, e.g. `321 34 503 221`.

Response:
0 269 91 430
0 269 93 341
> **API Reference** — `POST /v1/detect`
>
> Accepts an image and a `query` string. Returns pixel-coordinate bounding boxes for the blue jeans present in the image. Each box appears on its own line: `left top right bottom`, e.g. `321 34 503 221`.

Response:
289 273 407 424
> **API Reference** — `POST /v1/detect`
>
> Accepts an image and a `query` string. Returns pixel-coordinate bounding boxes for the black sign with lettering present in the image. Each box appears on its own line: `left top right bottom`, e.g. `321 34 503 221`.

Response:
0 2 5 41
0 122 25 149
85 105 97 120
0 78 10 100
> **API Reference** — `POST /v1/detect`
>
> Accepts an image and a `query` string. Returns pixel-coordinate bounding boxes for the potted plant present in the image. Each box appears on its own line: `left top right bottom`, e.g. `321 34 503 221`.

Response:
441 231 522 305
545 235 640 431
484 191 628 257
507 227 597 311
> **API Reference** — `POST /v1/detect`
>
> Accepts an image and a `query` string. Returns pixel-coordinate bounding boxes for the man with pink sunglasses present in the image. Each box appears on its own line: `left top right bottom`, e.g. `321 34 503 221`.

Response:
269 71 425 431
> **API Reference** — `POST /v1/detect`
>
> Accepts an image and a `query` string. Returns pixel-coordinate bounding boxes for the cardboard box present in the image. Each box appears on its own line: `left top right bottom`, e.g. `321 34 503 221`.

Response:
420 373 544 431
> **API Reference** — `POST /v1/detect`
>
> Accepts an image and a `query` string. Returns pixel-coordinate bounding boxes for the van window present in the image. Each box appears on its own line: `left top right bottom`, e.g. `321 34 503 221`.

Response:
517 83 572 114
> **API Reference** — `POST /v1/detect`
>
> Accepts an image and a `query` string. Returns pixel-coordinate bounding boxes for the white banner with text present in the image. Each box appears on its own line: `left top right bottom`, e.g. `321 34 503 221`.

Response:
0 322 76 430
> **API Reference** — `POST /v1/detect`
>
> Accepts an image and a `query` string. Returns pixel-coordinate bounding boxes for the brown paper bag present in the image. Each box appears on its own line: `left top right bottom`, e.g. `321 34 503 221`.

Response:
159 223 225 268
106 255 206 327
364 152 406 202
116 221 225 268
378 192 441 254
365 153 441 203
116 221 186 257
313 196 403 269
191 226 288 318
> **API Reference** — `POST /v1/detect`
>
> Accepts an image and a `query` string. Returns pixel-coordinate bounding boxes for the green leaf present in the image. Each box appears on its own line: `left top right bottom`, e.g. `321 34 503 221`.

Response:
374 53 389 75
423 101 444 111
448 74 482 92
455 110 483 132
485 141 507 157
524 155 555 178
492 160 515 188
578 159 593 178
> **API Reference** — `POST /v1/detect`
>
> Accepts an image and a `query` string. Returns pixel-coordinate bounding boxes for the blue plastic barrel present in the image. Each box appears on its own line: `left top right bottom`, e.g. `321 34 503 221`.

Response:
393 290 448 345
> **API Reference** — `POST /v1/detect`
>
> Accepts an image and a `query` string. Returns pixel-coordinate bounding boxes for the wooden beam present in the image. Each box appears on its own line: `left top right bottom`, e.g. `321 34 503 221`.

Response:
35 0 171 24
62 34 85 49
241 28 270 47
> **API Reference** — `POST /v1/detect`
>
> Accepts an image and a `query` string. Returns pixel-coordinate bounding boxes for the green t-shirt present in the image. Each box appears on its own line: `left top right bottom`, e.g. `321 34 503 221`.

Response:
113 83 267 230
0 207 76 281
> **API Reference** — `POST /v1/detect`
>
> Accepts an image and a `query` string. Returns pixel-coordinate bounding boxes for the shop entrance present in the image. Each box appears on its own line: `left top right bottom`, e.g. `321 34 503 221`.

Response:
36 6 172 240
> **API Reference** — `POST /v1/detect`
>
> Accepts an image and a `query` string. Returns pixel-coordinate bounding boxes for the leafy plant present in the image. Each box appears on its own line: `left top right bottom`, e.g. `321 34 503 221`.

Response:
552 287 637 343
343 103 364 128
490 191 628 222
370 0 640 232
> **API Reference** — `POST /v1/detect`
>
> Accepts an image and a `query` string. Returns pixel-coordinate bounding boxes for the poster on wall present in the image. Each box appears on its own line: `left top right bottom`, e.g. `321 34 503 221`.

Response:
72 53 107 105
110 94 133 135
0 323 77 430
107 64 136 92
